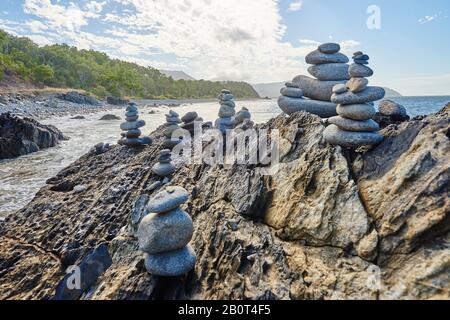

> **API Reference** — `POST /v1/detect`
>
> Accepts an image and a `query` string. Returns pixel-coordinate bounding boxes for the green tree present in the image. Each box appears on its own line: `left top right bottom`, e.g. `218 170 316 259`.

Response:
32 64 54 84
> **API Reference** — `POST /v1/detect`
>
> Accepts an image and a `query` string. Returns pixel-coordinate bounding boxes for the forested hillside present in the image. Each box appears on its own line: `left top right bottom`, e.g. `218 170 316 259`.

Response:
0 30 259 99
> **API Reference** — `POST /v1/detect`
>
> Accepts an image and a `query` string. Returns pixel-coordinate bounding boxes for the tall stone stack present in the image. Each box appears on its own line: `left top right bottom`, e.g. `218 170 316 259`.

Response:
151 149 176 177
118 102 152 146
163 110 182 149
278 43 350 118
324 51 385 148
215 89 236 134
137 186 196 277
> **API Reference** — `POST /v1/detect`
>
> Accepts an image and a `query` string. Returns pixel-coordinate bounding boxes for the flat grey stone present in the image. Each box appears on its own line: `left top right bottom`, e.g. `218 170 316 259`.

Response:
221 100 235 108
318 43 340 54
147 186 189 214
332 84 348 94
331 87 385 105
378 100 408 117
166 115 181 124
125 129 141 138
293 75 346 101
328 116 380 132
126 115 139 122
144 245 196 277
219 93 234 101
219 105 236 118
138 208 193 254
120 120 145 131
126 105 138 112
151 162 176 177
119 136 152 146
280 87 303 98
323 124 384 148
277 96 337 118
347 77 368 93
285 82 299 88
337 103 376 120
125 111 138 117
181 111 198 123
308 63 350 81
305 50 349 65
349 64 373 78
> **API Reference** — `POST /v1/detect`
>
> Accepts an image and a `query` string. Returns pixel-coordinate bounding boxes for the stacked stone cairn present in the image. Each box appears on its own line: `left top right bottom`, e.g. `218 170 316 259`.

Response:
324 51 385 148
233 107 254 130
118 102 152 146
278 43 350 118
137 186 196 276
151 149 176 177
163 110 182 149
181 111 203 136
215 89 236 134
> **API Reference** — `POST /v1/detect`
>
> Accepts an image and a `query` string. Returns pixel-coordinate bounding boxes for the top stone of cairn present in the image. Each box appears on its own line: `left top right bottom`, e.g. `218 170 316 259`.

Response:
318 43 341 54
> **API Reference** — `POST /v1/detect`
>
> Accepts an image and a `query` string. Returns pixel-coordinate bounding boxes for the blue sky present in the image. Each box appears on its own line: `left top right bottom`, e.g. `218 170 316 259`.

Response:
1 0 449 95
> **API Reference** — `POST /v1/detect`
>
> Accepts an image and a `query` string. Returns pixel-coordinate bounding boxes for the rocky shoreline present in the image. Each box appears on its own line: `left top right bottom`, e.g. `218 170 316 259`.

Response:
0 102 448 300
0 91 226 120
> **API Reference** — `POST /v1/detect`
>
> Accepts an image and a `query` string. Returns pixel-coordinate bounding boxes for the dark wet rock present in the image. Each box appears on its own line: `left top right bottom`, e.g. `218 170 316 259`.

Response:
70 115 86 120
107 96 130 106
378 100 409 121
0 113 68 160
56 91 100 106
99 114 121 121
54 244 112 300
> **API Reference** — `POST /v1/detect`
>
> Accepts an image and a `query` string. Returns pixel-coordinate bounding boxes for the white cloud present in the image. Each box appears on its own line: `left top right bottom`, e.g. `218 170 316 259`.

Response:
288 0 303 12
12 0 361 83
95 0 312 82
85 1 107 14
23 0 100 32
25 20 48 33
418 15 437 24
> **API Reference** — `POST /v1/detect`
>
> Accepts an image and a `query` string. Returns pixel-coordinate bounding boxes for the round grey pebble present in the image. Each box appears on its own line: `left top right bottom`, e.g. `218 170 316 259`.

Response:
323 124 384 148
147 186 189 214
138 208 193 254
144 245 196 277
337 103 376 120
328 116 380 132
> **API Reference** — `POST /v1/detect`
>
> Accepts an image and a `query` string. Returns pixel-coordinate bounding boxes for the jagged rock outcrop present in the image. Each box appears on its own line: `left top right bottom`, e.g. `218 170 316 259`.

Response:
0 113 68 160
0 105 448 300
56 91 100 106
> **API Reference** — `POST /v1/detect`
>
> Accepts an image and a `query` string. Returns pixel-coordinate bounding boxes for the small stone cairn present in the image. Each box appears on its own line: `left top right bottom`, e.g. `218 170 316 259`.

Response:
163 110 182 149
324 51 385 148
118 102 152 146
137 186 196 277
215 89 236 134
152 149 176 177
233 107 254 130
278 43 350 118
181 111 203 135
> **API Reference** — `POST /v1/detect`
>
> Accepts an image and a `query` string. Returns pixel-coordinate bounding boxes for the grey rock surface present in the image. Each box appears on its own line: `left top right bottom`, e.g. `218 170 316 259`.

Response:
328 116 380 132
